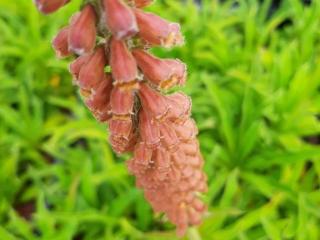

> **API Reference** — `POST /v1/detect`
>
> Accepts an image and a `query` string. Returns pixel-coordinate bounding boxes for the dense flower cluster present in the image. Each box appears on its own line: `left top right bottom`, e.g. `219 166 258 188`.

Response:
35 0 207 235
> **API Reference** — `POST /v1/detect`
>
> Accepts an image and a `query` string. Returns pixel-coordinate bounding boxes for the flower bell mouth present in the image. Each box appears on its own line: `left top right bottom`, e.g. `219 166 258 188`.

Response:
36 0 207 236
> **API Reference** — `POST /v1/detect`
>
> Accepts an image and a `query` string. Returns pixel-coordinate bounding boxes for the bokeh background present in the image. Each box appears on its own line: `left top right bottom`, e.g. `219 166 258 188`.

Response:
1 0 320 239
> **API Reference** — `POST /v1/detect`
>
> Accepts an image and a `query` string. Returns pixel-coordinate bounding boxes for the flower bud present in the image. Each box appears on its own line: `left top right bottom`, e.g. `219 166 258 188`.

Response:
69 5 97 55
134 9 184 48
52 27 71 58
110 38 139 89
35 0 69 14
77 47 106 91
103 0 138 39
133 49 186 89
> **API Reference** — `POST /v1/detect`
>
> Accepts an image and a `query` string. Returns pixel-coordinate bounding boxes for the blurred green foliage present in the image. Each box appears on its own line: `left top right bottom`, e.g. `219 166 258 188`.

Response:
0 0 320 239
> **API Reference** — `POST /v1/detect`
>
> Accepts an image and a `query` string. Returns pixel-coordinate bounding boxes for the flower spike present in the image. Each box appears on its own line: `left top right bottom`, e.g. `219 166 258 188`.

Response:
35 0 207 236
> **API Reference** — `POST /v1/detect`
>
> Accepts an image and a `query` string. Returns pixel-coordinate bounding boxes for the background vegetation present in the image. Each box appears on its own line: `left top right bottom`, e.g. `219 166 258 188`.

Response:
0 0 320 239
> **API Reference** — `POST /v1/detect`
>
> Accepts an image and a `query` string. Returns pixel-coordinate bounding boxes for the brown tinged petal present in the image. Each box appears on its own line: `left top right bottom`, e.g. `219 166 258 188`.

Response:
110 38 139 89
35 0 69 14
52 26 71 58
68 4 97 55
103 0 138 39
134 9 184 48
133 49 187 89
110 87 135 116
77 47 107 91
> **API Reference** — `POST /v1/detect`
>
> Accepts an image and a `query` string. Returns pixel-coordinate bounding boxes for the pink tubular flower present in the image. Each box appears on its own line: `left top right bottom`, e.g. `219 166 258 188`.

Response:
109 117 137 154
110 87 135 116
109 38 139 89
138 83 169 120
77 47 106 91
52 27 71 58
85 74 113 114
133 49 187 89
139 109 161 148
35 0 69 14
38 0 207 236
68 5 97 55
103 0 138 39
69 54 92 80
134 9 184 48
166 92 192 122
